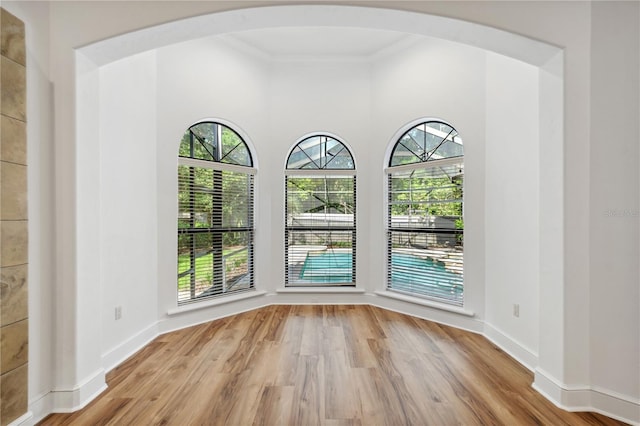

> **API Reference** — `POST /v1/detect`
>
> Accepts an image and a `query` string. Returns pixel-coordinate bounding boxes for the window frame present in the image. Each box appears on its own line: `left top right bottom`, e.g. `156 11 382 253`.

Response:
385 120 464 306
284 134 357 287
177 121 256 306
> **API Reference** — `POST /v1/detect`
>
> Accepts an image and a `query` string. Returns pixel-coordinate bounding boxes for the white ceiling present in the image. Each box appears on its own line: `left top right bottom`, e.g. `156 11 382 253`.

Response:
226 27 412 59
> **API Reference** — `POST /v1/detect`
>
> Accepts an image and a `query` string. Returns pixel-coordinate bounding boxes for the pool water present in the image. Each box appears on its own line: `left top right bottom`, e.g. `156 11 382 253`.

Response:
300 251 353 282
300 251 463 302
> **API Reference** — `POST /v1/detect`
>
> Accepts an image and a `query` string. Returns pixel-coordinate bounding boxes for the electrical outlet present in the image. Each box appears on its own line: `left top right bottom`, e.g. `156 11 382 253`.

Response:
115 306 122 320
513 304 520 318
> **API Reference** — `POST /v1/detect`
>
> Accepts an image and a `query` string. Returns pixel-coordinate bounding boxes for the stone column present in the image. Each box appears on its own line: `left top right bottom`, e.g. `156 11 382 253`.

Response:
0 8 28 426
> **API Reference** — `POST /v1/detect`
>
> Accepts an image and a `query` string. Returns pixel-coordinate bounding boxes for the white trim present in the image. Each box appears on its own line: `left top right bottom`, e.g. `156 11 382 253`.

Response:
49 369 107 413
101 322 160 373
277 287 365 294
267 292 370 306
285 169 356 177
284 131 357 171
384 156 464 174
78 6 561 68
374 290 474 317
483 322 538 371
28 391 54 425
223 32 420 64
591 386 640 409
533 369 640 425
167 289 267 316
368 293 483 334
589 387 640 426
382 116 462 171
7 412 32 426
159 293 269 335
186 117 259 170
178 156 256 175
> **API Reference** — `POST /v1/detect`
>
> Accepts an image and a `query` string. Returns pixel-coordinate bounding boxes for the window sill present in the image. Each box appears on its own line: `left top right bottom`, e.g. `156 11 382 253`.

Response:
374 290 475 317
167 290 267 316
277 287 366 294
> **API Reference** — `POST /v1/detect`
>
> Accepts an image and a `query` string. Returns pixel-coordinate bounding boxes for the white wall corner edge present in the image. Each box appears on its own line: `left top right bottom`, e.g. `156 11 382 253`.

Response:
29 369 107 424
533 369 640 426
51 369 107 413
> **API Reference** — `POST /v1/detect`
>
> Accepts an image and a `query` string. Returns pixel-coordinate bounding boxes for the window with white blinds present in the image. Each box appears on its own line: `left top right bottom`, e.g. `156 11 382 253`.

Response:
177 122 255 305
285 135 356 286
386 121 464 306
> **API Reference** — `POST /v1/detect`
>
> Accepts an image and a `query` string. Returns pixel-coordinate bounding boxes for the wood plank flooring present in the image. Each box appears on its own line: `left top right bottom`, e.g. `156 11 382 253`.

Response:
39 305 624 425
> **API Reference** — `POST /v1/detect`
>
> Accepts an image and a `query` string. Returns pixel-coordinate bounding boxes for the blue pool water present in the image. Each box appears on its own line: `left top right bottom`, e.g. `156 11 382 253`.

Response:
300 251 463 302
300 252 354 282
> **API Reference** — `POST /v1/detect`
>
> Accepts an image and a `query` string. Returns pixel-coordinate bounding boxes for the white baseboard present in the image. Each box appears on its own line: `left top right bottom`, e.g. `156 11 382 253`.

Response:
534 369 640 425
49 369 108 413
483 322 538 371
159 292 269 334
28 391 53 425
368 291 484 334
8 411 32 426
28 369 108 423
102 322 159 373
590 386 640 426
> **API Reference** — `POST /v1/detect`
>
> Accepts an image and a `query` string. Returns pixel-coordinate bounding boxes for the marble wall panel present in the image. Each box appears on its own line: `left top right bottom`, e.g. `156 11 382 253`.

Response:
0 264 27 325
0 115 26 165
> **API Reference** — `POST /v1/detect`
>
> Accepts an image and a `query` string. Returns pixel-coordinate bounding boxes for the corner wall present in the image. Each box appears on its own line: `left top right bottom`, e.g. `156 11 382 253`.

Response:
484 52 540 368
99 51 159 370
589 1 640 418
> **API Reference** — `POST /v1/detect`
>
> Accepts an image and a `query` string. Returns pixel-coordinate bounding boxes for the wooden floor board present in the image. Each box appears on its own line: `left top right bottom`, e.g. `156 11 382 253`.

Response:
39 305 625 426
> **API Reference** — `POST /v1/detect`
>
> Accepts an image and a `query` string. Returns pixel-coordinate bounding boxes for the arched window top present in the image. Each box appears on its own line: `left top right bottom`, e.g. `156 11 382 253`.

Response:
287 134 355 170
389 121 463 167
179 121 253 167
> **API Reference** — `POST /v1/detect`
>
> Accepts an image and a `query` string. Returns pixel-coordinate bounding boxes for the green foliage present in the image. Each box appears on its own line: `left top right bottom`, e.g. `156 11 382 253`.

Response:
178 165 253 246
389 171 463 218
177 247 249 292
287 176 355 215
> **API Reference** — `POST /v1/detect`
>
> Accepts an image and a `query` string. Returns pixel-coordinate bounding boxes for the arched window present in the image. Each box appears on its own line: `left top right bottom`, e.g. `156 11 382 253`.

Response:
177 121 255 304
285 134 356 286
386 120 464 306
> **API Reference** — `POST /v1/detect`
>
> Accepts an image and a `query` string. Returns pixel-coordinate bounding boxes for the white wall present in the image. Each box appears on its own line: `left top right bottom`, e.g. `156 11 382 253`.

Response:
589 0 640 408
99 52 158 368
485 53 539 364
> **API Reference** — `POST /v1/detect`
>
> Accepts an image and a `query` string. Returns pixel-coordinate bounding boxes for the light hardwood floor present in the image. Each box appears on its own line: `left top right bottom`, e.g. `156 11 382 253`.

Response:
40 305 624 425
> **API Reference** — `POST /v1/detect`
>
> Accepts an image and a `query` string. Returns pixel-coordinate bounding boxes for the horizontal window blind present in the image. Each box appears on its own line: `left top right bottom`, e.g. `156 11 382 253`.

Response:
285 175 356 286
387 231 463 305
178 163 254 304
387 164 464 306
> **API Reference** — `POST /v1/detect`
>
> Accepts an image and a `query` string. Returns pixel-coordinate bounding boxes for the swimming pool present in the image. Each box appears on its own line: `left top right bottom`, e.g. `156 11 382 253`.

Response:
300 251 463 302
300 251 353 282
